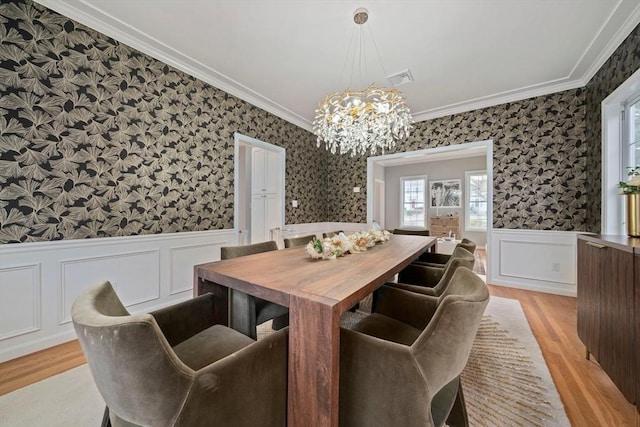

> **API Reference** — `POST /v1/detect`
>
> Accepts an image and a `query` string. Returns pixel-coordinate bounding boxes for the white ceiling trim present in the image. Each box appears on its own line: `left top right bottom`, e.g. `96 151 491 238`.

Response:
35 0 312 131
413 1 640 122
578 1 640 89
34 0 640 132
411 78 583 122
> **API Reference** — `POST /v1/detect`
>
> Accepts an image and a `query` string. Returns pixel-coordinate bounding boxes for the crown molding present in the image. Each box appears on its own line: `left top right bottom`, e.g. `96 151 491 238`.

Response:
34 0 640 131
412 0 640 123
578 0 640 87
34 0 313 132
411 78 585 123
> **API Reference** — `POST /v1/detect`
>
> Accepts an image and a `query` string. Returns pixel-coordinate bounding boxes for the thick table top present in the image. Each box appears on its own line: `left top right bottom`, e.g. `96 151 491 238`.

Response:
195 234 436 313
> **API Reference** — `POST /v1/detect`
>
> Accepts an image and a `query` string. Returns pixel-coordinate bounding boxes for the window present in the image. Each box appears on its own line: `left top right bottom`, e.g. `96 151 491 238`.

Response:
602 69 640 234
465 171 487 231
400 176 426 227
623 93 640 176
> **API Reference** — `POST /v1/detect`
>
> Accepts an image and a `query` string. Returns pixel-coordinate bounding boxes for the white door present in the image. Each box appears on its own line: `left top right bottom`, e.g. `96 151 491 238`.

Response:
251 194 267 243
238 134 285 246
250 193 283 244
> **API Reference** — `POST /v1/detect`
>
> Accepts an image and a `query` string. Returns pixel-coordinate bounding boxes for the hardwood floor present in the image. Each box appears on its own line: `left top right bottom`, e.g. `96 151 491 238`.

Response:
1 250 638 426
0 340 85 396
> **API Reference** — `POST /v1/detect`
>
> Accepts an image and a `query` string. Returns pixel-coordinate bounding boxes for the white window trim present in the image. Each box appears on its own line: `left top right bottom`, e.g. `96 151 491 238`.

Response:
602 68 640 234
465 170 488 232
400 175 427 228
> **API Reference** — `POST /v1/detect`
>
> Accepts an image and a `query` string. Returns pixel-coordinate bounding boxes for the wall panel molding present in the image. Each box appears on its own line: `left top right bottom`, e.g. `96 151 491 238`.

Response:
0 229 235 362
0 263 41 340
488 229 580 296
169 241 231 295
59 249 161 325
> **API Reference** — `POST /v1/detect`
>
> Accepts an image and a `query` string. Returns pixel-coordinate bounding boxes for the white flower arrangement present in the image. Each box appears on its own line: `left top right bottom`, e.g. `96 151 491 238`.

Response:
306 228 391 260
618 166 640 195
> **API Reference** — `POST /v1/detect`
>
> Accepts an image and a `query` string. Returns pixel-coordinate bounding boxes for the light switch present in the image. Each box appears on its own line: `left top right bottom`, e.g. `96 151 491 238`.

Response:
353 187 360 193
292 200 298 208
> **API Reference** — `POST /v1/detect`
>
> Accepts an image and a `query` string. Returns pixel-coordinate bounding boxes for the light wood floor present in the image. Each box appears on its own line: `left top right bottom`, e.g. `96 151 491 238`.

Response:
1 251 638 426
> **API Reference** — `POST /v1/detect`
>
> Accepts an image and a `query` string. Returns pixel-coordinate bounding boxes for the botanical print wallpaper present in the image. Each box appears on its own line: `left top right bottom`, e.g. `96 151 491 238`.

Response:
0 0 326 244
1 0 637 244
327 89 588 231
584 24 640 233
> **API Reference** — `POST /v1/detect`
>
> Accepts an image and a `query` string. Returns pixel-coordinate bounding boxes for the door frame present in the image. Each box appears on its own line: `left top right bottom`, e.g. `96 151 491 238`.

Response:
366 139 493 275
233 133 286 244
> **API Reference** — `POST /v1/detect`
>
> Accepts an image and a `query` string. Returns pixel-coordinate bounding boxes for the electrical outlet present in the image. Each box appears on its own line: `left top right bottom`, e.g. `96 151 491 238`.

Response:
551 262 560 272
353 187 360 193
292 200 298 208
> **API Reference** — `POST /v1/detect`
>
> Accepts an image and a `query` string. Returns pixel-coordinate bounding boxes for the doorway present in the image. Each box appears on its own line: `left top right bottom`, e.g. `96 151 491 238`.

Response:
366 140 493 274
234 133 286 246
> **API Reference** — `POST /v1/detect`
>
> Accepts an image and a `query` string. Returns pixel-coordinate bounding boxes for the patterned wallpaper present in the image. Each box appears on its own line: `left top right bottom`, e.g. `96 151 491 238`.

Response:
584 24 640 232
327 89 588 231
0 0 326 244
1 0 637 243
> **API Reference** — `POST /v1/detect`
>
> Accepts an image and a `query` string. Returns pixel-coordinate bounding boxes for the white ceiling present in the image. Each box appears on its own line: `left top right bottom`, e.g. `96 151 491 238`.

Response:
37 0 640 132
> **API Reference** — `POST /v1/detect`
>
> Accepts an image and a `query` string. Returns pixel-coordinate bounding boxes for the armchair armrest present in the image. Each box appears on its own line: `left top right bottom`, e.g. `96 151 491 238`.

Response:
398 263 444 287
373 285 438 330
150 293 217 347
386 282 437 297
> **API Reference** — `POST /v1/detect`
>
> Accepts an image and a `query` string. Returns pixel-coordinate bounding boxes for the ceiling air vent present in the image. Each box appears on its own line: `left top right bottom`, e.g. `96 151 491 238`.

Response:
387 69 414 87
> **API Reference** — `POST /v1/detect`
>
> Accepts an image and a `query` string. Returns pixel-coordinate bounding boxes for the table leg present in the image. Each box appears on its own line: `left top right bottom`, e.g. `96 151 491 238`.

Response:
194 277 229 327
288 294 341 427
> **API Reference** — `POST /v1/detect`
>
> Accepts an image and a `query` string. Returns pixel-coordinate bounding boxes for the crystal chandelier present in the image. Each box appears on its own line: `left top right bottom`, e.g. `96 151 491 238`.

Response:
313 8 412 157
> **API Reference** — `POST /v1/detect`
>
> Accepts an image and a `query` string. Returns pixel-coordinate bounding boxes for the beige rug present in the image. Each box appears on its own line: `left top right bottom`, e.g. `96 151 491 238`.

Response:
0 297 569 426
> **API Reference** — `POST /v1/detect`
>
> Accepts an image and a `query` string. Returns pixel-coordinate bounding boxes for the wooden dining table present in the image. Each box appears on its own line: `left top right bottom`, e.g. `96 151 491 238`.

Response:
193 234 437 427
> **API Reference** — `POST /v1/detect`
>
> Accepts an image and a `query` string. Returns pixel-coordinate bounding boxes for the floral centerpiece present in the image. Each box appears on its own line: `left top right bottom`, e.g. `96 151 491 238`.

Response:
618 166 640 194
306 227 391 260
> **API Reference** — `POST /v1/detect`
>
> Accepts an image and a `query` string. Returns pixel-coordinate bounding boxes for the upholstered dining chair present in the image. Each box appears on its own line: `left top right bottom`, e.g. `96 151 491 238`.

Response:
323 230 344 238
284 234 317 248
385 251 475 297
339 267 489 427
322 230 344 239
72 281 288 427
221 241 289 339
393 228 430 236
417 238 476 265
398 246 475 288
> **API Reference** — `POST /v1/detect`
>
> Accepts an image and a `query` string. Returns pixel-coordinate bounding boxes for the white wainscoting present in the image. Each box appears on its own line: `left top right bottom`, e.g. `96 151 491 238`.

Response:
282 222 368 239
487 229 580 297
1 223 576 361
0 223 366 362
0 230 235 362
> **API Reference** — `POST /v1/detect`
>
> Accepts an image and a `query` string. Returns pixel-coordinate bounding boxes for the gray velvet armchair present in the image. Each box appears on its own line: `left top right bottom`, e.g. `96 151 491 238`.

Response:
392 228 430 236
283 234 317 248
398 246 475 288
71 281 288 427
417 238 477 265
385 251 475 297
323 230 344 238
339 268 489 427
221 241 289 339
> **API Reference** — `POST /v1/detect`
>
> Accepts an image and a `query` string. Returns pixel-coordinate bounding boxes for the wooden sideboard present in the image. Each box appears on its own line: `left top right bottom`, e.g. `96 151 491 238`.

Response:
429 215 460 238
577 234 640 410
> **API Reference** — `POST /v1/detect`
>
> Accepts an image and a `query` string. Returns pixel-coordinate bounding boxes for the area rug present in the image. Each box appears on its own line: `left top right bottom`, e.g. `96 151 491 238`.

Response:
0 297 569 426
